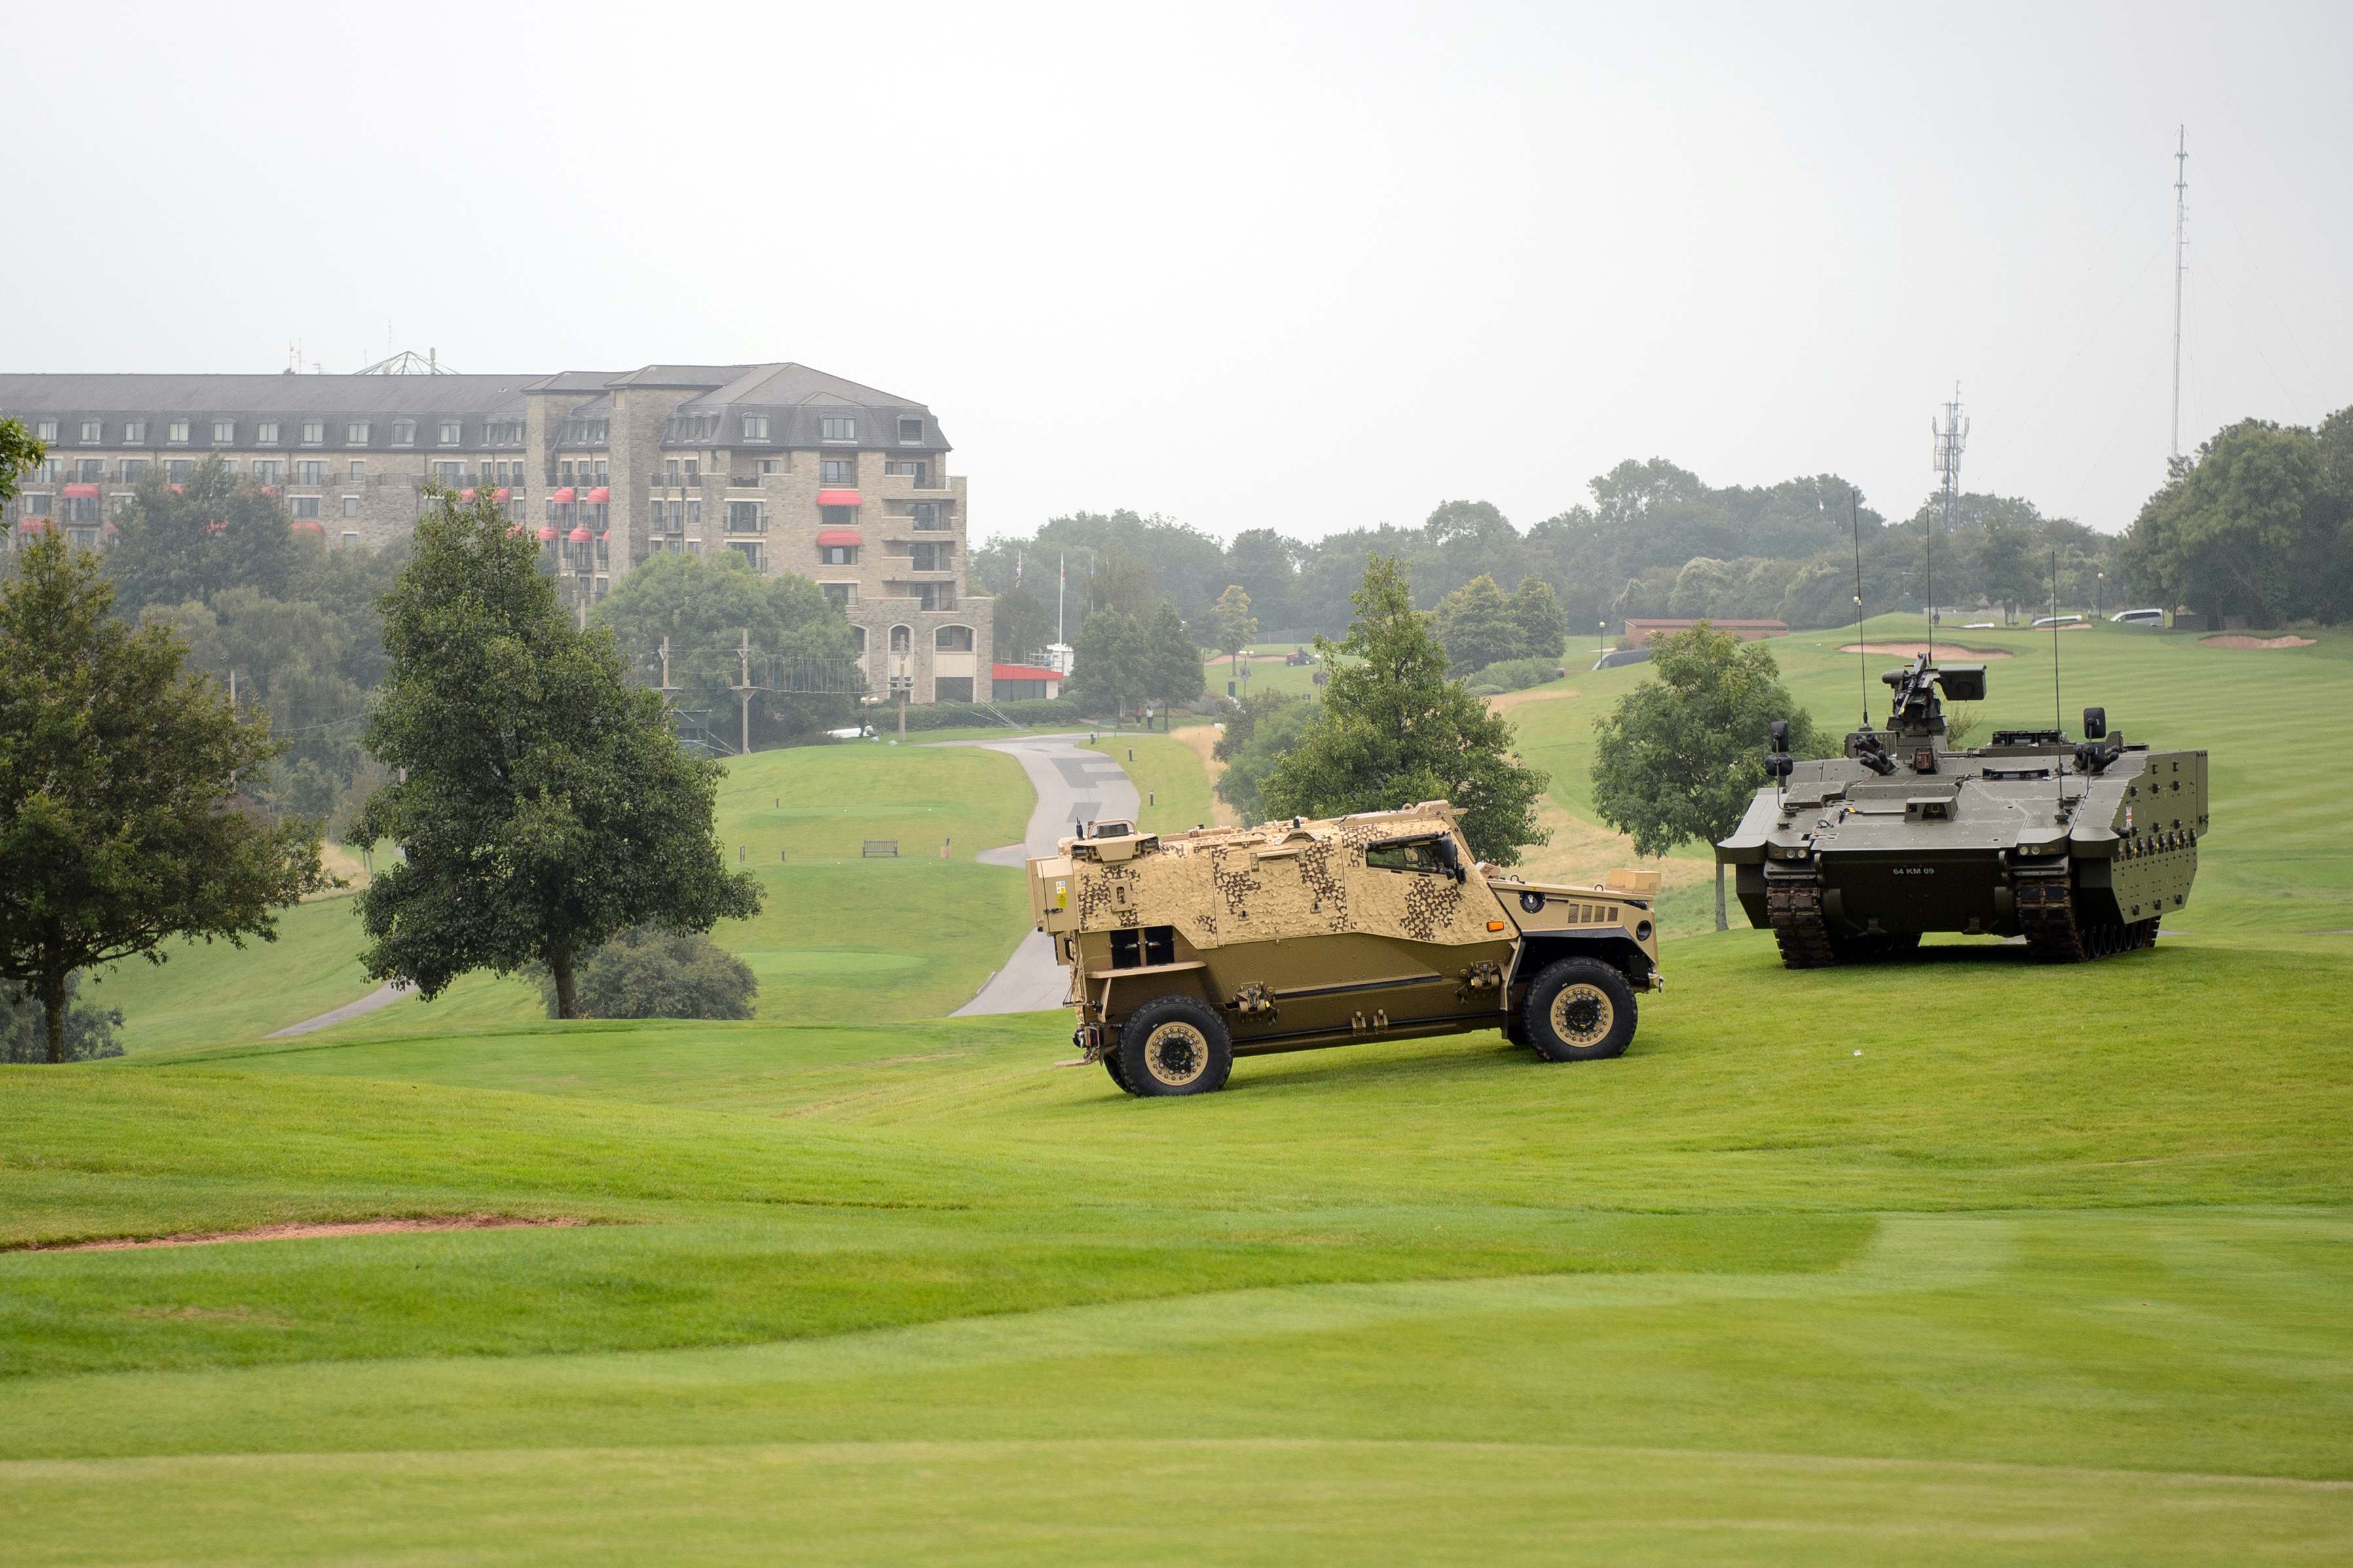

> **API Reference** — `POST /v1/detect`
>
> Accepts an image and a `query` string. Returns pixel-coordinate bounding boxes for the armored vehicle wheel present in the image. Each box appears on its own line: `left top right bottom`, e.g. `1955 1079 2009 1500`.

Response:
1115 996 1234 1097
1102 1048 1132 1092
1524 958 1638 1063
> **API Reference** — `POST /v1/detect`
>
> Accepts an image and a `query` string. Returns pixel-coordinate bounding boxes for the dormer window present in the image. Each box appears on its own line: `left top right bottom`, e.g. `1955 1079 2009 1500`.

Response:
301 421 324 445
346 422 370 445
212 420 235 445
35 420 58 442
170 420 193 445
392 420 416 446
124 420 147 443
79 421 102 443
898 416 923 443
741 414 769 441
821 416 856 442
257 422 279 445
439 421 462 445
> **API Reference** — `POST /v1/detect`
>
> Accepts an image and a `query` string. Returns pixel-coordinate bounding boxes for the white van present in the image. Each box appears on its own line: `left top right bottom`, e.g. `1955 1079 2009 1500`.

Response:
2110 608 2165 627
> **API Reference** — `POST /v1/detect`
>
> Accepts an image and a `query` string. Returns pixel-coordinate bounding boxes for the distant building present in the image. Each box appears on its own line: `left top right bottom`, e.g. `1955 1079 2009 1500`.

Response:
990 662 1064 701
1621 618 1788 648
0 361 992 702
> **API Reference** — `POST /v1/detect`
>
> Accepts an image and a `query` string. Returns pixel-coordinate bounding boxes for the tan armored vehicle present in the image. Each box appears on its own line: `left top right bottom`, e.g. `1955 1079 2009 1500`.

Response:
1026 801 1665 1097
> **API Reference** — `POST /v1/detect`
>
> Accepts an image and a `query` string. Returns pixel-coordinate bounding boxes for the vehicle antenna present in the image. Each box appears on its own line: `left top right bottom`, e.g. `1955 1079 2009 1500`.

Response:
2051 549 2065 812
1851 492 1869 729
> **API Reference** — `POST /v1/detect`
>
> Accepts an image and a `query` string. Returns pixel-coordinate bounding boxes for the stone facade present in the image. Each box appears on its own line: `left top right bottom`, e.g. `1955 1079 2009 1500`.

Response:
1 361 991 702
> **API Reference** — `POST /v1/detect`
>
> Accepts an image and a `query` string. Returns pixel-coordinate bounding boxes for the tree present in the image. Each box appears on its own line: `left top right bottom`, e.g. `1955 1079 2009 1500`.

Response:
0 416 41 501
1432 574 1523 672
1063 607 1145 715
1213 690 1316 822
1223 528 1298 630
1589 623 1820 930
531 924 758 1021
593 550 857 748
2119 416 2350 626
353 494 761 1019
103 459 303 615
1263 556 1549 864
1210 584 1256 677
1 972 123 1063
1509 576 1568 661
0 534 328 1061
1140 600 1206 709
1974 511 2038 623
991 577 1054 665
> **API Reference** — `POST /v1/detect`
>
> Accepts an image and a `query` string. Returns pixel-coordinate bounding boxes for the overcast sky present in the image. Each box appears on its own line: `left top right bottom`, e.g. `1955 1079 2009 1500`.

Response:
9 1 2348 544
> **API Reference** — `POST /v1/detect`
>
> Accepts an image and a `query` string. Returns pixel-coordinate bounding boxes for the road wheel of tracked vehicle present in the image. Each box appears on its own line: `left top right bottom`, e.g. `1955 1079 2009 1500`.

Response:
1524 958 1638 1063
1116 996 1234 1097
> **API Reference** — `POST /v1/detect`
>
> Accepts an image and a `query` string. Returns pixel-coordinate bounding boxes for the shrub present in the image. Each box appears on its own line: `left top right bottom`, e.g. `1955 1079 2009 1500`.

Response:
533 926 758 1021
1464 656 1563 695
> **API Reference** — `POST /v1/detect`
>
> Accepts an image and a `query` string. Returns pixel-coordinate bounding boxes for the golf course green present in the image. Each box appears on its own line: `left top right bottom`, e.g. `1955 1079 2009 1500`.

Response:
4 620 2348 1563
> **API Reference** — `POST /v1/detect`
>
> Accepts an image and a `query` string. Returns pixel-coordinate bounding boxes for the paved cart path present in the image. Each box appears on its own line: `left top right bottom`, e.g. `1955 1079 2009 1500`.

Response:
267 980 411 1038
949 734 1140 1017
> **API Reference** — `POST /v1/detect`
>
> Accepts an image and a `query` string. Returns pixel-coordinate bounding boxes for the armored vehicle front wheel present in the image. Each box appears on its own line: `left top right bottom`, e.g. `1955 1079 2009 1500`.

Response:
1102 1048 1132 1092
1115 996 1234 1097
1524 958 1638 1063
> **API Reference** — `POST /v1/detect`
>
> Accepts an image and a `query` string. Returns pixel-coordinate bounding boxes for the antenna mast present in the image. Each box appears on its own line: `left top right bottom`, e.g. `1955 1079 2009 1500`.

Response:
1851 494 1870 729
1929 384 1968 661
2170 126 2189 463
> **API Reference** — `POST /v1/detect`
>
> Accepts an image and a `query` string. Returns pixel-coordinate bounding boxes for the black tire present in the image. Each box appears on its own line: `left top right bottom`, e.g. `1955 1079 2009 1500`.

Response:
1523 958 1638 1063
1115 994 1234 1097
1102 1048 1132 1093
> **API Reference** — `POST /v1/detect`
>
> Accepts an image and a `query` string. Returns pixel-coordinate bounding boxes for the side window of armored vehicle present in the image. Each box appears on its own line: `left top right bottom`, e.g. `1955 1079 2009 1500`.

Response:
1365 836 1451 874
1110 925 1177 968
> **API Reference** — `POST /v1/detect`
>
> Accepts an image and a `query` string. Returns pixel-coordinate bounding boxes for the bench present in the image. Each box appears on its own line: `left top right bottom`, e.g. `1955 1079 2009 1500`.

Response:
862 839 899 858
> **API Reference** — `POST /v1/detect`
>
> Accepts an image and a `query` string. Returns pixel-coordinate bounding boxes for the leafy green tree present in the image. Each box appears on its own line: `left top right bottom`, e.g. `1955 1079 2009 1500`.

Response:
1509 576 1568 660
103 459 302 615
991 577 1054 665
593 550 857 746
1223 528 1298 630
2119 416 2350 625
1141 600 1205 709
0 972 123 1063
1264 556 1549 864
1432 573 1523 672
530 924 758 1021
1589 622 1820 930
0 534 327 1061
1064 607 1145 715
1213 690 1316 822
1974 511 2038 623
1668 556 1734 617
1210 584 1256 677
354 495 762 1018
1 416 41 500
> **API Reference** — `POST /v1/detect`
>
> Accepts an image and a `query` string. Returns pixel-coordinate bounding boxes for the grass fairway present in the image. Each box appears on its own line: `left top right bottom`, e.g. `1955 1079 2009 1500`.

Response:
5 620 2350 1561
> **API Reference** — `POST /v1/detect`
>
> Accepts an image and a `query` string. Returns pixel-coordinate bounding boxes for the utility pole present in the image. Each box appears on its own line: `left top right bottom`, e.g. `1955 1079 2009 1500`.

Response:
731 627 754 756
1929 384 1968 655
2170 125 2190 464
657 635 681 711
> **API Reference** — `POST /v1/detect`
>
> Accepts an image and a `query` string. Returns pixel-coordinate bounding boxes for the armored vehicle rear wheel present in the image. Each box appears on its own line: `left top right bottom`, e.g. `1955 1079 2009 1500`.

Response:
1102 1048 1132 1092
1524 958 1637 1063
1115 996 1234 1097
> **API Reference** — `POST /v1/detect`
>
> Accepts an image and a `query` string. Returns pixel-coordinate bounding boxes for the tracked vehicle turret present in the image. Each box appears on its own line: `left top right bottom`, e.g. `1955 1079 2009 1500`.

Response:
1717 655 2208 965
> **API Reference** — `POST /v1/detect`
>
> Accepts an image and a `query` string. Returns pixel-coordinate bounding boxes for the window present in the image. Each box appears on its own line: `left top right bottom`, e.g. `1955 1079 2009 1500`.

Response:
594 460 608 484
391 420 416 447
728 540 764 570
212 420 235 445
251 460 283 484
821 503 857 532
438 421 460 445
35 420 58 441
19 492 50 515
169 420 191 444
68 494 101 524
819 544 856 566
1109 926 1176 969
741 414 769 441
341 531 360 547
79 421 102 443
341 496 360 519
686 499 701 530
348 460 366 481
218 459 239 475
487 421 522 444
297 460 325 484
758 458 780 475
300 421 323 445
886 459 931 485
124 421 147 444
683 458 699 483
1364 835 1458 875
291 496 321 520
345 422 369 445
434 461 466 485
726 501 763 534
909 501 946 530
935 625 974 651
114 490 139 513
915 585 957 612
663 459 680 485
821 458 854 483
910 542 951 572
119 458 147 482
821 583 857 610
257 422 278 445
820 416 855 442
167 460 193 483
76 458 103 482
898 416 923 443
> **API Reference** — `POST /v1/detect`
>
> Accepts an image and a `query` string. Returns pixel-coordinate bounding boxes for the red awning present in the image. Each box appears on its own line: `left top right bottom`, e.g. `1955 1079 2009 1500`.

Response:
260 485 280 497
459 488 476 501
170 484 184 493
549 486 576 503
536 525 559 542
493 487 511 502
816 488 861 507
815 528 862 547
598 530 610 542
585 486 610 503
62 483 100 498
991 663 1061 683
566 526 592 543
16 517 49 532
291 519 325 533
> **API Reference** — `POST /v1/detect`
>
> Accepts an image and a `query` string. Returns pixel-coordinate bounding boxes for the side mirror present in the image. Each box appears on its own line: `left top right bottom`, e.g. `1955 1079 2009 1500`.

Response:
2082 706 2107 740
1768 719 1790 753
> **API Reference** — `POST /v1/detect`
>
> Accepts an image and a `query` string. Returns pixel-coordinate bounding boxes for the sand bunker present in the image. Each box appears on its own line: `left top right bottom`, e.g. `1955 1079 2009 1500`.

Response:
22 1216 587 1252
2202 634 2316 649
1837 642 2012 659
1170 725 1240 828
1485 686 1580 714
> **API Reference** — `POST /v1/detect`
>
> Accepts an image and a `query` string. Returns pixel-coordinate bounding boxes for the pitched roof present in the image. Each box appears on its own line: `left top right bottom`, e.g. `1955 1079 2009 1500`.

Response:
0 371 534 416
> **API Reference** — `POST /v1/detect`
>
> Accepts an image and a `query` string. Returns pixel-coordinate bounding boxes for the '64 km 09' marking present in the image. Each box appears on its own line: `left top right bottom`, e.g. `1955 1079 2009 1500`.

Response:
1891 866 1938 876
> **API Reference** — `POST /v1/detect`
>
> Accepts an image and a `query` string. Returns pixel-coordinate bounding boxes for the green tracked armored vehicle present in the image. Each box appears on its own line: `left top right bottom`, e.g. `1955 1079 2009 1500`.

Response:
1717 655 2208 965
